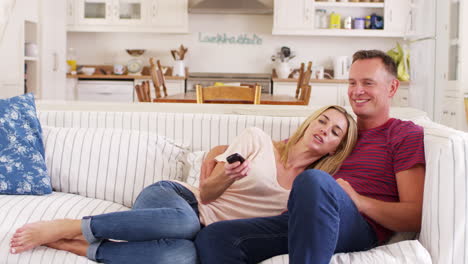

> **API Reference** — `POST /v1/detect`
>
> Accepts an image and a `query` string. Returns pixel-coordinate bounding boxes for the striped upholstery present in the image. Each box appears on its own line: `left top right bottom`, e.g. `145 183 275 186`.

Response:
1 109 466 264
0 192 128 264
42 126 186 207
36 111 305 152
416 120 468 264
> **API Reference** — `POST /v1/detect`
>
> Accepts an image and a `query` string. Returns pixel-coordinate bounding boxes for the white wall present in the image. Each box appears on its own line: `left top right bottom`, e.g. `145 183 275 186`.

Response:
68 14 401 73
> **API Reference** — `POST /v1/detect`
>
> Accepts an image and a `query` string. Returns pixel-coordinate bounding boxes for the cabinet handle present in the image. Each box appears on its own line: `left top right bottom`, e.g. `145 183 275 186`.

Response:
53 53 58 72
451 112 456 116
443 110 448 114
68 2 73 16
154 1 159 16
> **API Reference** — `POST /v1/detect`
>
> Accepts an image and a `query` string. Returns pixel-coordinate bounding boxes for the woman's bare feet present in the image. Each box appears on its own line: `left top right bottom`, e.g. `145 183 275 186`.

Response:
45 239 88 257
10 219 82 254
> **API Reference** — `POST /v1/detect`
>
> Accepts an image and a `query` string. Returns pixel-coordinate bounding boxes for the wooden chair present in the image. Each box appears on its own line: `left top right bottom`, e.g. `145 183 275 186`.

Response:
149 58 168 98
135 81 151 102
195 84 262 104
295 61 313 100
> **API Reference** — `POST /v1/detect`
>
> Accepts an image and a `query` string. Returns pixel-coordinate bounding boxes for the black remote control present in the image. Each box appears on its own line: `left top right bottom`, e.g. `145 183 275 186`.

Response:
226 153 245 164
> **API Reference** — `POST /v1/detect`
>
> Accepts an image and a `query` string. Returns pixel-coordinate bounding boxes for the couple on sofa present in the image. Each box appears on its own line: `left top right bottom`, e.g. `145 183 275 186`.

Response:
9 50 426 264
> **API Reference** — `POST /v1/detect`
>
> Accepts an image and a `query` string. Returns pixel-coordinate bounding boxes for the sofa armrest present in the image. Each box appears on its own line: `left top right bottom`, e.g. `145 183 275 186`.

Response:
415 120 468 264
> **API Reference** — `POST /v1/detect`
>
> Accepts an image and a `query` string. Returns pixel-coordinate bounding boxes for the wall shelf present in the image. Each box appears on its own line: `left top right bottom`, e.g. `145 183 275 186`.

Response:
314 2 384 8
24 56 38 61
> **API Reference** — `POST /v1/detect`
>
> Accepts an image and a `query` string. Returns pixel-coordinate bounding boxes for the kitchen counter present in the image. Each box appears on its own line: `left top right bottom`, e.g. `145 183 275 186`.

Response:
67 73 185 81
67 65 187 80
272 77 410 86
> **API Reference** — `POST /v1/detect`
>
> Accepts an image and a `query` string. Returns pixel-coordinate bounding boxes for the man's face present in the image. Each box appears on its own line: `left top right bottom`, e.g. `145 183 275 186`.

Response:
347 58 397 121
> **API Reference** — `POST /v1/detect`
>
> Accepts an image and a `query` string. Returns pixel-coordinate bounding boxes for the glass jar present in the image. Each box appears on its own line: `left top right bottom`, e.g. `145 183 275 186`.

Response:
67 48 77 73
321 10 328 28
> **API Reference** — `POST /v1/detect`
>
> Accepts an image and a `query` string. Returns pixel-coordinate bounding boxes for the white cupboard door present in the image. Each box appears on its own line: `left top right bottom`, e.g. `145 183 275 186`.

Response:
308 84 340 106
273 0 312 34
408 0 436 38
67 0 76 26
114 0 146 25
385 0 411 36
77 0 113 25
41 0 67 100
0 0 23 98
150 0 188 33
273 82 296 97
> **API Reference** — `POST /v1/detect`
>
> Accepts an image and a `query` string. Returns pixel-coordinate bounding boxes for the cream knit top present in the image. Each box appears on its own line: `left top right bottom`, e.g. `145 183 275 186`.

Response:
179 127 290 226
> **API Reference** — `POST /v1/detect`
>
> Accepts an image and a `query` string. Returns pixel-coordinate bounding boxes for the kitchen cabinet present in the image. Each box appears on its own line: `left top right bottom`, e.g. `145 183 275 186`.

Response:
441 96 464 130
434 0 467 131
68 0 188 33
273 81 345 106
274 80 411 108
272 0 411 37
0 0 40 98
77 80 135 102
273 0 312 34
41 0 67 100
392 85 409 107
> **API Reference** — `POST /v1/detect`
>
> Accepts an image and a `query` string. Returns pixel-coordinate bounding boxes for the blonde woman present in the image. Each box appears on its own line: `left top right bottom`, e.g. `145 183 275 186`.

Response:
10 105 357 264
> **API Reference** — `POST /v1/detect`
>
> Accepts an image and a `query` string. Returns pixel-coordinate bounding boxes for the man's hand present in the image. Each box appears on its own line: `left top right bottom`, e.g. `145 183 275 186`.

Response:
336 178 363 211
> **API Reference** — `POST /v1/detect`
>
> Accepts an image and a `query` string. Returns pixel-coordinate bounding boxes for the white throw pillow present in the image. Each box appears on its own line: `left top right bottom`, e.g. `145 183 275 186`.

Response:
183 150 207 187
42 126 187 207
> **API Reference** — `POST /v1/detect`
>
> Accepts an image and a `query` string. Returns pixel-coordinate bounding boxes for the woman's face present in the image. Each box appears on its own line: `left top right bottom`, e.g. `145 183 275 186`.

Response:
302 108 349 156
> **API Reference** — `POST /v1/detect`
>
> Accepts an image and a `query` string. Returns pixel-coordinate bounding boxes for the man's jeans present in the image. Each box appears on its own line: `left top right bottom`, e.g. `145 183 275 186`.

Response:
195 169 378 264
81 181 200 264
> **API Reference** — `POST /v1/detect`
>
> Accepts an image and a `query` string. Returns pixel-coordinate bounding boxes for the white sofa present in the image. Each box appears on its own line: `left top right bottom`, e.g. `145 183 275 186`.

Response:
0 102 467 264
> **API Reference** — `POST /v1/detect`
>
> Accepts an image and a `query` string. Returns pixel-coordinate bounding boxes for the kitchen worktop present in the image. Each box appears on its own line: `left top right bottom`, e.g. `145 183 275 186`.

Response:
67 73 186 80
67 65 187 80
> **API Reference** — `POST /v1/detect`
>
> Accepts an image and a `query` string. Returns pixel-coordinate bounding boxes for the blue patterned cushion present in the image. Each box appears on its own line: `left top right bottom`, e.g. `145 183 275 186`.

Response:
0 93 51 195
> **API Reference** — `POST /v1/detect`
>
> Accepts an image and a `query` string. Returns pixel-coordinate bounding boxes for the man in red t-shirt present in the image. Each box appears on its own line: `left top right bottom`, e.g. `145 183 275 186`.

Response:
195 50 426 264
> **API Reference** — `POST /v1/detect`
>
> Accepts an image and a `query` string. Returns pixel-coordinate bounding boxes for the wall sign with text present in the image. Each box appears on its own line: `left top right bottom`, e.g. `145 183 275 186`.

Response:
198 32 263 45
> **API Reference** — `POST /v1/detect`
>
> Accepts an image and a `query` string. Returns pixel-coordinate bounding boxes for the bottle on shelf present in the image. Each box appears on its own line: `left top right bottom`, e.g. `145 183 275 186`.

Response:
67 48 77 74
329 12 341 29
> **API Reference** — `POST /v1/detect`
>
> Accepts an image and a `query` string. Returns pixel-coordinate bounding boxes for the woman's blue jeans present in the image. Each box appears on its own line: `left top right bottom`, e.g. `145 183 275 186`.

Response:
81 181 200 264
195 169 378 264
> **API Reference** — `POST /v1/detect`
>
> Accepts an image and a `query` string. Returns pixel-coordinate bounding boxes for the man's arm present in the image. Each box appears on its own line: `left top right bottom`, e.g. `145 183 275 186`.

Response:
337 164 425 232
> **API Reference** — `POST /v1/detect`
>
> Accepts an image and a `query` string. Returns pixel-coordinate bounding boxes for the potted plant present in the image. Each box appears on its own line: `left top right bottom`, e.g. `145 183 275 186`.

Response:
271 46 296 79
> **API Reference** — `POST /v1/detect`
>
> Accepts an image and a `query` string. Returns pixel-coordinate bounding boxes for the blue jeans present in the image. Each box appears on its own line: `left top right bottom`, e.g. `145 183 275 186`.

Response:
195 169 378 264
81 181 200 264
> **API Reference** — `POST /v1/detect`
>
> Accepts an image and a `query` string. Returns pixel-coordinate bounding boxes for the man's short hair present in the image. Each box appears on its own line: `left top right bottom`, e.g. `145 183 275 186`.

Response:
352 50 397 78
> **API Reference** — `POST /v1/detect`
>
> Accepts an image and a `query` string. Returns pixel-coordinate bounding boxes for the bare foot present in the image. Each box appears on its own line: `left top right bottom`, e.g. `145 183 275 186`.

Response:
10 219 82 254
45 239 88 257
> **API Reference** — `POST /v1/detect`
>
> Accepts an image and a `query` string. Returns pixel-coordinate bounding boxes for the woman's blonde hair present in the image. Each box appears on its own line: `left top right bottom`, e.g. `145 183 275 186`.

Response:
274 105 357 175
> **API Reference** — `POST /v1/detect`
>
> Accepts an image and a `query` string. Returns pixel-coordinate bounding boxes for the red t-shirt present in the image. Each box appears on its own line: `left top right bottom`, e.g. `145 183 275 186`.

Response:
333 118 425 244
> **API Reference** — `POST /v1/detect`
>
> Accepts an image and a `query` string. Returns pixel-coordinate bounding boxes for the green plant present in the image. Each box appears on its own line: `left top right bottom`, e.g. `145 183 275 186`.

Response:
387 42 410 81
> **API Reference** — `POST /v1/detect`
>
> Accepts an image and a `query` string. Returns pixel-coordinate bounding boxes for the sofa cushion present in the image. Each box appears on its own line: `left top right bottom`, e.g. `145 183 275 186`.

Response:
42 126 188 207
0 93 51 195
0 192 127 264
259 240 431 264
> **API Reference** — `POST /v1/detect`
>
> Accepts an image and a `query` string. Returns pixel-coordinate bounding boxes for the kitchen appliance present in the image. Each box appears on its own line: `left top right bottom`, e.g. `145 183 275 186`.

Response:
189 0 272 14
333 56 350 80
126 49 145 75
187 72 272 94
